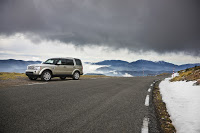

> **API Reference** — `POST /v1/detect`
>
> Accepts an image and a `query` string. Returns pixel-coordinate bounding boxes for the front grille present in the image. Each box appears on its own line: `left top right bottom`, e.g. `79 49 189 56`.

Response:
26 72 34 75
28 66 34 70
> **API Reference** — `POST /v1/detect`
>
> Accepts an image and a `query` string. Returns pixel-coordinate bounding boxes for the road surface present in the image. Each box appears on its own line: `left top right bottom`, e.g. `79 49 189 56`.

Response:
0 76 168 133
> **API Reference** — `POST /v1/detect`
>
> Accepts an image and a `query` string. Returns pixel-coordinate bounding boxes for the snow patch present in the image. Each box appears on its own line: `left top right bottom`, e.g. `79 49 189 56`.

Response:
172 72 179 78
159 78 200 133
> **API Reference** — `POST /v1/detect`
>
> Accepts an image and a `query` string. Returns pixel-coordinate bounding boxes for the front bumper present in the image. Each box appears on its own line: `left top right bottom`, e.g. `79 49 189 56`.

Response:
25 70 40 76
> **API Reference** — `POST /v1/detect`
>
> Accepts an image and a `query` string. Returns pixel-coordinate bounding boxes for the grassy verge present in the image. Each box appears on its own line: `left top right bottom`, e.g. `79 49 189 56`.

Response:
153 81 176 133
0 72 26 80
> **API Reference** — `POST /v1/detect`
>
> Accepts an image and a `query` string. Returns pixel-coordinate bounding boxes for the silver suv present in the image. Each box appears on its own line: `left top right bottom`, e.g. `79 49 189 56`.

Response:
25 57 83 81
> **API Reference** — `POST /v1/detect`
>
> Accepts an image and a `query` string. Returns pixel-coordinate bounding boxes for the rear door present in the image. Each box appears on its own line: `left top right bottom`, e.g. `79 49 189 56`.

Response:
64 59 75 75
75 59 83 74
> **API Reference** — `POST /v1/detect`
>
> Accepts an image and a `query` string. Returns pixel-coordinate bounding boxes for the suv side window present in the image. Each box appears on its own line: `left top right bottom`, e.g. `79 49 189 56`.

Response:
66 59 74 65
43 58 59 65
75 59 82 65
57 59 67 65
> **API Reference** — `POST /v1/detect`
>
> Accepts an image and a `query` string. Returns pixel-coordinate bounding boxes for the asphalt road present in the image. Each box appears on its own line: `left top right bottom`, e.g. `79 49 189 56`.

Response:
0 76 168 133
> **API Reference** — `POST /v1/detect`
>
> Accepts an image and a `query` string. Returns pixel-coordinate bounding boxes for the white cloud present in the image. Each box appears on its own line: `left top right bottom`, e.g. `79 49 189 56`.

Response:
109 70 118 75
0 33 200 65
82 63 107 74
123 73 133 77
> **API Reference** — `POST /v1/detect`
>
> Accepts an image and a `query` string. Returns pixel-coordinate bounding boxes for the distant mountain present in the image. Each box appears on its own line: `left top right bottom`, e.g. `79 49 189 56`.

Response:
93 59 200 76
0 59 41 73
95 60 129 66
130 60 176 71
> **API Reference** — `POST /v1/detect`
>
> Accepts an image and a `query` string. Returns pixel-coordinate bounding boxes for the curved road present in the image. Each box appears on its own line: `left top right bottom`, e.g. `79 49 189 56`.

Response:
0 76 168 133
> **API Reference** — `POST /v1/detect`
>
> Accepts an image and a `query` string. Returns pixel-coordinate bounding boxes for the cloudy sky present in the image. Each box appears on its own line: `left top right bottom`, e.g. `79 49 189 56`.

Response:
0 0 200 64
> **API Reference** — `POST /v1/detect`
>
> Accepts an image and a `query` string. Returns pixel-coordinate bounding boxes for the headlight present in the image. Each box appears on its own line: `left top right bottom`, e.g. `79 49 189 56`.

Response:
28 66 34 70
34 66 41 70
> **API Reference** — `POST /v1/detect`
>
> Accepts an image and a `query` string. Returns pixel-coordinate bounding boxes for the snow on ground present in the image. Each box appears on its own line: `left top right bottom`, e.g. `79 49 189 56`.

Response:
172 72 179 78
159 75 200 133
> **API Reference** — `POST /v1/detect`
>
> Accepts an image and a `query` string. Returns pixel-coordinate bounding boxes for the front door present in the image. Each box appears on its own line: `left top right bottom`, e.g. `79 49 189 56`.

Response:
55 59 68 75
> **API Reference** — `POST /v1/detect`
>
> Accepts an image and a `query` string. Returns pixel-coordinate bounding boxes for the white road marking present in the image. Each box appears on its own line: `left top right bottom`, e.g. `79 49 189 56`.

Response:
150 84 153 87
27 82 48 85
14 85 20 87
145 95 149 106
141 117 149 133
148 88 151 92
27 84 34 86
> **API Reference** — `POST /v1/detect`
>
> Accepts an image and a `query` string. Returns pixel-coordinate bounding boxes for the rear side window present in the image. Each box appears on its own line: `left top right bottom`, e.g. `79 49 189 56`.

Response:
66 59 74 65
75 59 82 65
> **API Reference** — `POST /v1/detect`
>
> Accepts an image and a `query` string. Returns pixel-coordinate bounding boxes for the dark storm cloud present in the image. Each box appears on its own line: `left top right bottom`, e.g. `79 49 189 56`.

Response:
0 0 200 55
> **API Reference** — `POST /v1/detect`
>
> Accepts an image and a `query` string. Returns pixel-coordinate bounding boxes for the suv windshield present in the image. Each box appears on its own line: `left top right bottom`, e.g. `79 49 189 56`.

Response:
43 59 58 65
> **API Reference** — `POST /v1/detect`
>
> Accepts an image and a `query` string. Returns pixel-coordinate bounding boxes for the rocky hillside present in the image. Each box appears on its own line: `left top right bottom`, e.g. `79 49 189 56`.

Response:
171 66 200 82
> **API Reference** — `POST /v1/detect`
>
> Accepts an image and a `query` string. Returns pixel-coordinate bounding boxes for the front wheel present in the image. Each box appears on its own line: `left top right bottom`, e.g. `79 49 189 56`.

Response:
41 71 52 81
72 71 80 80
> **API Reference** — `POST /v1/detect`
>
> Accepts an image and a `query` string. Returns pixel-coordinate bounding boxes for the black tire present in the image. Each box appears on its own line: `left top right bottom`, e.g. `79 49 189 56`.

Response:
28 76 37 80
72 71 80 80
41 70 52 81
60 76 66 80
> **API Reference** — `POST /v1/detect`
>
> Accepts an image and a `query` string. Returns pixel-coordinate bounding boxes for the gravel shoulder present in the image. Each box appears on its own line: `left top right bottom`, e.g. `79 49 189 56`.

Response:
0 72 112 88
0 77 37 88
152 80 176 133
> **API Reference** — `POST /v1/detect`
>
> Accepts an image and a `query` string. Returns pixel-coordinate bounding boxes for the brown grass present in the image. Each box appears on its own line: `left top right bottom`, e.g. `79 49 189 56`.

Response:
170 66 200 82
0 72 26 80
153 82 176 133
157 73 171 76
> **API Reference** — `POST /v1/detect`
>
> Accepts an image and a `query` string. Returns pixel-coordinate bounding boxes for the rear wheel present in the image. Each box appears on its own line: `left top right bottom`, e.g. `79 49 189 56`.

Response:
60 76 66 80
72 71 80 80
41 70 52 81
28 76 37 80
